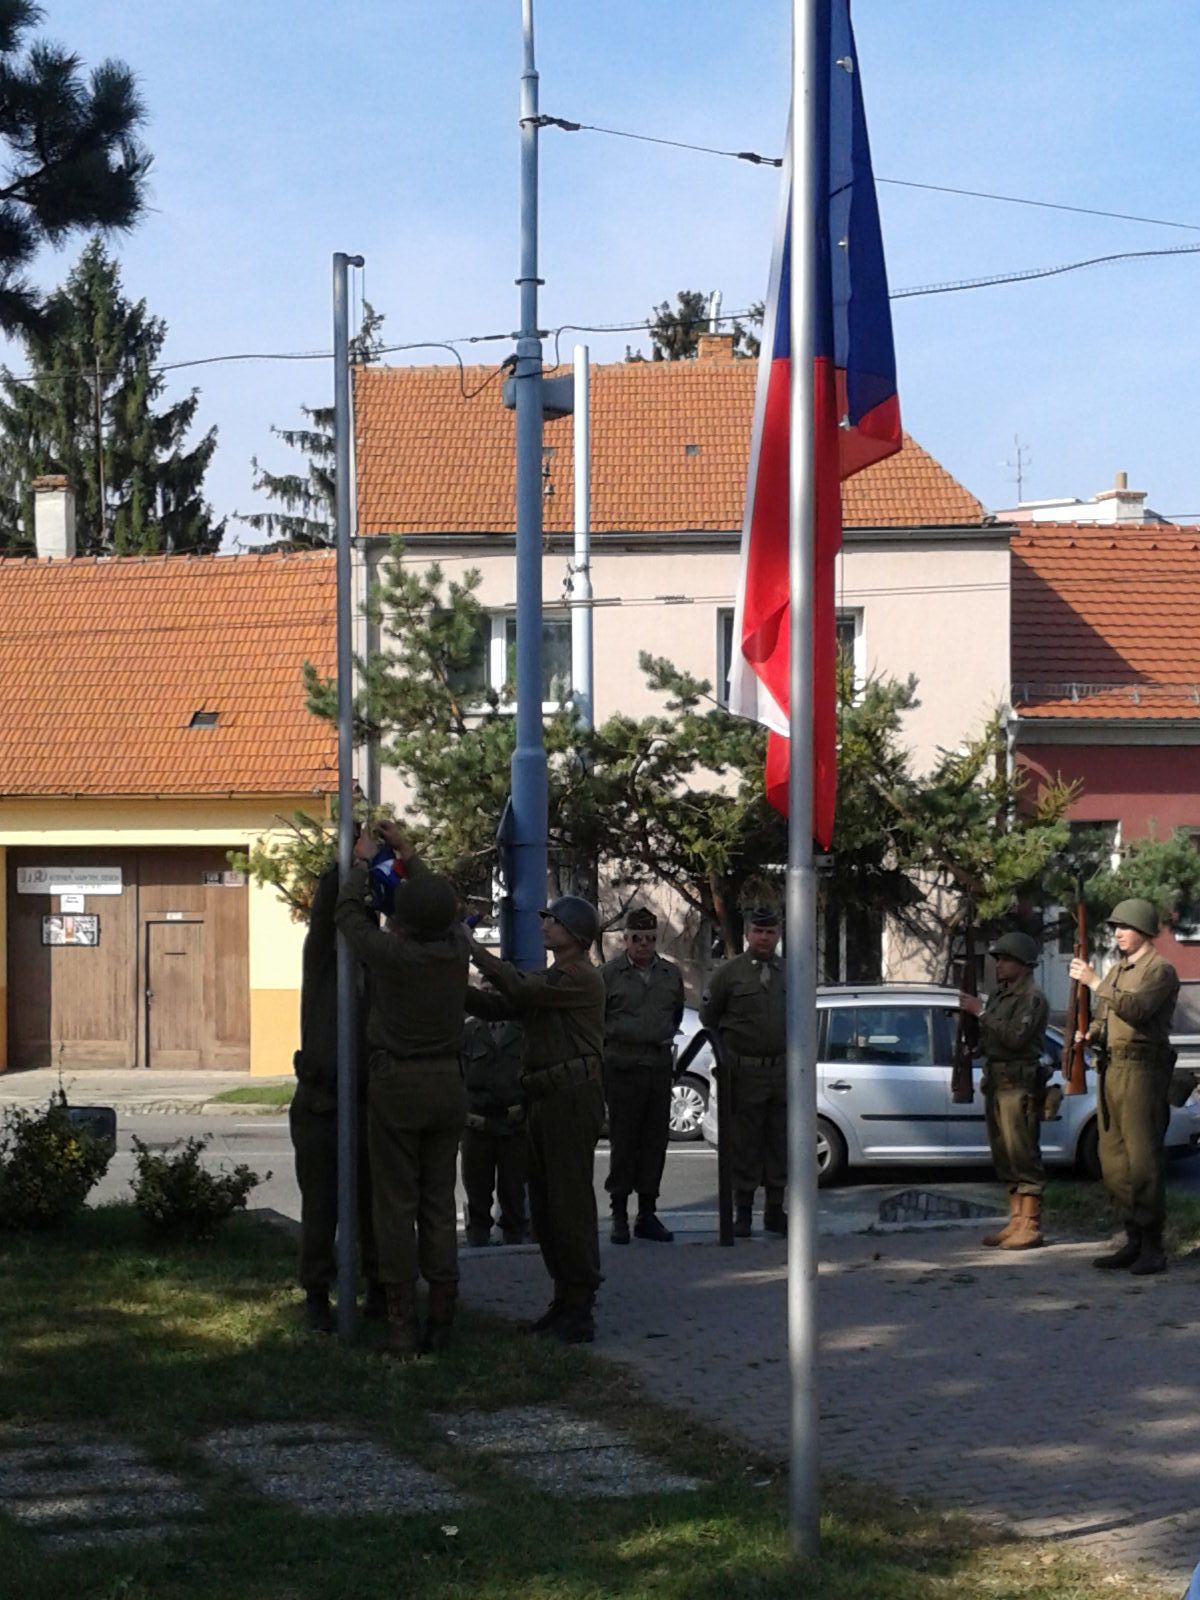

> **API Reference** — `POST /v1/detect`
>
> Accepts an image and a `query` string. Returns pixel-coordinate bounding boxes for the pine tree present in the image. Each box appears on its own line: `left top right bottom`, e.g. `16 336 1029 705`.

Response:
234 304 385 549
0 240 221 553
0 1 149 340
636 291 762 362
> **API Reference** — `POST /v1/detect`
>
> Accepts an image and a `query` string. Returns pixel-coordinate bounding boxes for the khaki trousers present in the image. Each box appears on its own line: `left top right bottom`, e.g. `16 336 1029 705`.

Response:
603 1060 672 1202
984 1084 1045 1197
731 1058 787 1201
288 1084 378 1292
368 1056 467 1287
527 1076 604 1300
1099 1056 1172 1230
460 1126 529 1237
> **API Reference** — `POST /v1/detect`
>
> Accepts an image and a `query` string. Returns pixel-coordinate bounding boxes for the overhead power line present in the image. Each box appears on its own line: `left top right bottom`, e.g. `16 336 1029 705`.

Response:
893 242 1200 299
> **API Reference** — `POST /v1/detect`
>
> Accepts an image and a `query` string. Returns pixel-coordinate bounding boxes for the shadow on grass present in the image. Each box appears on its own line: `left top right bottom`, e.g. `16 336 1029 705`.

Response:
0 1206 1172 1600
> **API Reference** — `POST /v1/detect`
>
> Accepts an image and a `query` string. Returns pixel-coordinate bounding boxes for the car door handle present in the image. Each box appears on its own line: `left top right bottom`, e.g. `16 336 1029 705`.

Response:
828 1080 853 1092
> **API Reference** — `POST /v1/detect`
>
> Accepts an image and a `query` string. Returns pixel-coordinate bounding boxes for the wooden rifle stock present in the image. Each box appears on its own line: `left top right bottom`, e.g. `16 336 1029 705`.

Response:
1064 899 1089 1095
951 918 978 1104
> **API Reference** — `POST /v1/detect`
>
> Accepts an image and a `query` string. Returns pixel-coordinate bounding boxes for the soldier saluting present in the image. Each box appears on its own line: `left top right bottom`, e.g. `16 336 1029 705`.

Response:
601 907 685 1246
700 907 787 1238
959 932 1049 1250
1070 897 1180 1276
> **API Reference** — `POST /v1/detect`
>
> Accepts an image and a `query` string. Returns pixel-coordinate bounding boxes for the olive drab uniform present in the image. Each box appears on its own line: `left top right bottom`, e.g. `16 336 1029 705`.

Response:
978 973 1051 1198
601 952 685 1212
460 1015 529 1245
700 950 787 1211
1090 948 1180 1232
470 945 606 1310
289 864 378 1304
334 857 470 1296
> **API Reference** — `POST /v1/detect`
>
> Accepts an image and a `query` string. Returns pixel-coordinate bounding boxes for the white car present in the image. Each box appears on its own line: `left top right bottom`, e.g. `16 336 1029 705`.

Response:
667 1007 717 1141
695 983 1200 1185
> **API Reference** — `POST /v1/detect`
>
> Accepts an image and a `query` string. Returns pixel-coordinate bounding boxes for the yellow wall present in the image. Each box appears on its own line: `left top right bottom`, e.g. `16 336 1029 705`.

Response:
0 797 325 1076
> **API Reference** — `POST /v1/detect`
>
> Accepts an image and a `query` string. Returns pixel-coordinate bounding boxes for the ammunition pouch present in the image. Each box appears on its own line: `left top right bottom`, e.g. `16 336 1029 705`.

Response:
521 1055 602 1102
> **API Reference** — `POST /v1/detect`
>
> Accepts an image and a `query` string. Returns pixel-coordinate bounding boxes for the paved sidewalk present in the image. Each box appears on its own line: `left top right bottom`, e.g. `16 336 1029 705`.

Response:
0 1068 285 1115
459 1221 1200 1591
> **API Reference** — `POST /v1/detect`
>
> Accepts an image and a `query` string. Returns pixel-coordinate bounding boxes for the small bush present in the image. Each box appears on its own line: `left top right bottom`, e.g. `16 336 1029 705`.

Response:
0 1093 113 1230
130 1135 266 1242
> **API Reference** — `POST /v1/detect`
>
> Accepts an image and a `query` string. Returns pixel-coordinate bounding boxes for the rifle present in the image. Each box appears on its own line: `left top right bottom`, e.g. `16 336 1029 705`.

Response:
951 914 978 1104
1063 895 1089 1095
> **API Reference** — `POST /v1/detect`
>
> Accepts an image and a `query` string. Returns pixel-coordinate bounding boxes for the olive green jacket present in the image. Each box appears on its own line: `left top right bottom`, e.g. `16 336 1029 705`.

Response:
699 952 786 1059
977 975 1048 1088
601 954 685 1067
334 857 470 1061
470 945 606 1071
1089 947 1179 1060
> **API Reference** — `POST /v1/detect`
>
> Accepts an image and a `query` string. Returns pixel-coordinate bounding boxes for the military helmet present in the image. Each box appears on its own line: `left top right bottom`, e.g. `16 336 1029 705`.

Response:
540 895 600 947
394 872 459 936
1107 897 1159 937
989 931 1040 967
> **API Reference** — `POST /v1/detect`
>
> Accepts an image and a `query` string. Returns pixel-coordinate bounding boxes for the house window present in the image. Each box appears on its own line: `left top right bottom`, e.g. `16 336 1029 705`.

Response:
503 614 572 706
717 608 735 707
1171 829 1200 943
718 607 864 709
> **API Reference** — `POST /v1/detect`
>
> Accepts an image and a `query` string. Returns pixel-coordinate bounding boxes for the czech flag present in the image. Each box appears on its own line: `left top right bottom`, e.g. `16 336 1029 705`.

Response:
728 0 900 847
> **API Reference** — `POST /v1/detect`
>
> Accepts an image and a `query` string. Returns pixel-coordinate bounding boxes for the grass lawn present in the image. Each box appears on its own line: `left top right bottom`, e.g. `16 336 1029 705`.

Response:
1045 1178 1200 1255
0 1206 1175 1600
209 1083 295 1108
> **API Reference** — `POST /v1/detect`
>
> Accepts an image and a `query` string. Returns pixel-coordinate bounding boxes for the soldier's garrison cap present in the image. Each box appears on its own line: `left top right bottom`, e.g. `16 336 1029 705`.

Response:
748 906 782 929
625 907 658 931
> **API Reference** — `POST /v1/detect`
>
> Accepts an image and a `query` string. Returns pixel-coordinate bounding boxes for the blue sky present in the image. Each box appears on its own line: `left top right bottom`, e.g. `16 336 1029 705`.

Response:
16 1 1200 531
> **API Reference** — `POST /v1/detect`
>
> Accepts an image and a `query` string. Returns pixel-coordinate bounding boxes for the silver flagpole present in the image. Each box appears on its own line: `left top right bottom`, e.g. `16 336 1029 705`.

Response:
787 0 821 1556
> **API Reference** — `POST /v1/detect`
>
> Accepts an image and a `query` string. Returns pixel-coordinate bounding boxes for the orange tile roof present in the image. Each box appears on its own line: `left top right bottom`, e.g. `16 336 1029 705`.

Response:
355 357 983 535
0 550 336 796
1012 524 1200 720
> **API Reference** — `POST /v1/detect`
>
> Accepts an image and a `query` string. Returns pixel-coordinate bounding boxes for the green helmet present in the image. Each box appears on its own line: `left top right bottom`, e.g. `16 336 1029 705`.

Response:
989 931 1040 967
394 872 458 936
540 895 600 947
1107 897 1159 937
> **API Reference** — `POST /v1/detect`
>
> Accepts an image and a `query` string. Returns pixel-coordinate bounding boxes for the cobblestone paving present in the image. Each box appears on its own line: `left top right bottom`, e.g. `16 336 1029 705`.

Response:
198 1421 464 1516
438 1405 702 1498
0 1427 203 1548
458 1220 1200 1591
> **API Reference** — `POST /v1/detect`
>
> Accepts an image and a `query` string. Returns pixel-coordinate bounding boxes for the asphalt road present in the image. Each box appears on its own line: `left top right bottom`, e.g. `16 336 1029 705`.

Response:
93 1111 1200 1238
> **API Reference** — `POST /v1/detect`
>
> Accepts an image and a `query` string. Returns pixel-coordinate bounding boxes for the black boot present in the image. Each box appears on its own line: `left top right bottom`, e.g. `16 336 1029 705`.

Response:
303 1289 335 1333
634 1197 674 1242
422 1282 458 1353
361 1281 388 1321
610 1196 631 1246
528 1288 567 1335
1129 1225 1168 1276
1092 1226 1142 1270
551 1291 595 1345
734 1194 753 1239
763 1201 788 1237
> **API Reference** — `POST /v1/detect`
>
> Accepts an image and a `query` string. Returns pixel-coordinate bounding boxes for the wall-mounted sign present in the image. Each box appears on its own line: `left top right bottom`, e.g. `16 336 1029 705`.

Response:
59 893 85 913
18 866 122 896
42 914 100 947
204 870 247 887
165 911 185 921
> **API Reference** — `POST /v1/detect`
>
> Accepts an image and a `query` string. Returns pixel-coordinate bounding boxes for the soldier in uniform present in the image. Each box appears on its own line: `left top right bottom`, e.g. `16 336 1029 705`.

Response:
959 931 1049 1250
601 907 686 1245
1070 897 1180 1276
288 859 381 1331
460 1014 528 1247
468 895 606 1344
699 907 787 1238
335 820 471 1356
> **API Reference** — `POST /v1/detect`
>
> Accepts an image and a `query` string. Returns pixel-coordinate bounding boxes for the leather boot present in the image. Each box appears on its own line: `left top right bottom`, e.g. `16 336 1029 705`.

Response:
1093 1226 1142 1270
1000 1192 1043 1250
303 1289 335 1334
422 1282 458 1352
1129 1225 1168 1276
634 1198 674 1242
551 1289 595 1345
465 1225 492 1248
361 1281 388 1321
763 1196 788 1236
610 1196 631 1246
528 1287 567 1335
381 1282 420 1359
734 1194 753 1238
983 1189 1020 1247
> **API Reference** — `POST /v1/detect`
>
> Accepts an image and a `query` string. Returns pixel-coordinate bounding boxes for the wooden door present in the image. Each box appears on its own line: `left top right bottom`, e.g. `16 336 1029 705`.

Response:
145 922 205 1069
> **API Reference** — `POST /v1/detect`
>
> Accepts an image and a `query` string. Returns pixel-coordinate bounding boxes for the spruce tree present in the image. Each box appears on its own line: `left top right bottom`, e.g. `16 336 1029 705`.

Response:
0 239 220 553
234 304 385 549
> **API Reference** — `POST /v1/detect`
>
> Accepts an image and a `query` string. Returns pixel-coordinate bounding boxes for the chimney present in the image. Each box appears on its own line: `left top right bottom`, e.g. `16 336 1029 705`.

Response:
696 332 735 362
32 475 76 558
1092 469 1148 525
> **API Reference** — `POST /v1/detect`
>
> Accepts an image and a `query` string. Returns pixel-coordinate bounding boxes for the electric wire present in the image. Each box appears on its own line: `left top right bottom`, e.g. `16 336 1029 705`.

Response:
892 243 1200 299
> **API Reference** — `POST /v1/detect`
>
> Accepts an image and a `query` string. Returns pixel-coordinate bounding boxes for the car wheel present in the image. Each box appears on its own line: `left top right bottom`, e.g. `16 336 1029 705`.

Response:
669 1074 709 1142
817 1117 848 1187
1076 1117 1101 1180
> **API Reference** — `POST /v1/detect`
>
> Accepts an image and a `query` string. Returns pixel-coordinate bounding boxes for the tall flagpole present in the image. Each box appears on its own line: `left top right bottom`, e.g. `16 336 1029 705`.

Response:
787 0 821 1557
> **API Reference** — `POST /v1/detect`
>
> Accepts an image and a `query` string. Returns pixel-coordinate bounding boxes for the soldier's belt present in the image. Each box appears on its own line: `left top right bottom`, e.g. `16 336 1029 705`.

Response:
521 1055 603 1100
465 1107 525 1131
726 1051 785 1069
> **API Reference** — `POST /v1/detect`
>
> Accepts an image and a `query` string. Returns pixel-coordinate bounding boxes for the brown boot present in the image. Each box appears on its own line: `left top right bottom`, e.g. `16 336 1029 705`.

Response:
381 1281 420 1359
422 1282 458 1353
999 1193 1043 1250
983 1189 1020 1247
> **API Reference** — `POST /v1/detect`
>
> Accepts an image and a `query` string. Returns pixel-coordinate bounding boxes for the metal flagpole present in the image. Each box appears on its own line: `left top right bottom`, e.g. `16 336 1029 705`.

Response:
511 0 549 969
787 0 821 1556
570 343 593 732
333 248 364 1342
